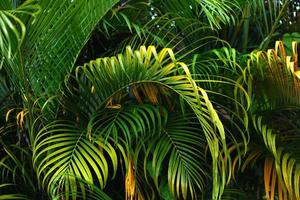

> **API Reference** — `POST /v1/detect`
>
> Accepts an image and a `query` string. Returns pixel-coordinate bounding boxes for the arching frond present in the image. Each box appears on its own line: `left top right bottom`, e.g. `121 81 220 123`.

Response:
67 45 236 199
0 0 40 95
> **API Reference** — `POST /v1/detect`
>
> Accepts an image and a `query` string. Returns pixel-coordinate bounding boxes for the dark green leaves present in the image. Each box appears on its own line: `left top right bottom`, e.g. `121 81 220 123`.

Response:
22 0 118 100
0 184 30 200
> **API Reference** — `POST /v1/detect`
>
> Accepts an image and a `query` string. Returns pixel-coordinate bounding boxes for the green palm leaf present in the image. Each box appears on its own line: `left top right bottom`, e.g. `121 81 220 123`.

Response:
32 121 118 199
0 144 41 199
87 104 162 144
22 0 118 104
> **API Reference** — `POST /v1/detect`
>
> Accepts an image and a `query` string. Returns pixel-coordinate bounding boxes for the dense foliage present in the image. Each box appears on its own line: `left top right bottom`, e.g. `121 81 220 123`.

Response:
0 0 300 199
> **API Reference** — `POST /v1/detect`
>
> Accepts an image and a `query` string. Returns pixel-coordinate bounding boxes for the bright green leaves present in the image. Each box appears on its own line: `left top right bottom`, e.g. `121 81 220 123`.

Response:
33 121 118 199
51 178 113 200
1 0 119 120
0 0 40 98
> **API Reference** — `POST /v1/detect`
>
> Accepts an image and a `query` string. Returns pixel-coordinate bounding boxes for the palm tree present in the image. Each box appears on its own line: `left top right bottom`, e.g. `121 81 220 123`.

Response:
0 0 299 200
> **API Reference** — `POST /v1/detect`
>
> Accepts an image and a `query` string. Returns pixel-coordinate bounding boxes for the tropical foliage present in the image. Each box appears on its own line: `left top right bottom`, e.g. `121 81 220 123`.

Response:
0 0 300 200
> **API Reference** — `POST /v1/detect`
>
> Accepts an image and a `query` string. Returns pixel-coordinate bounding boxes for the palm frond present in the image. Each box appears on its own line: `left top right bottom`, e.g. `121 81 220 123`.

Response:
247 41 300 111
0 144 42 199
98 1 238 59
145 114 208 199
1 146 35 188
0 0 40 95
87 104 162 145
21 0 118 104
64 45 239 199
33 121 118 199
0 0 39 59
190 47 250 178
253 0 290 50
223 0 293 50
